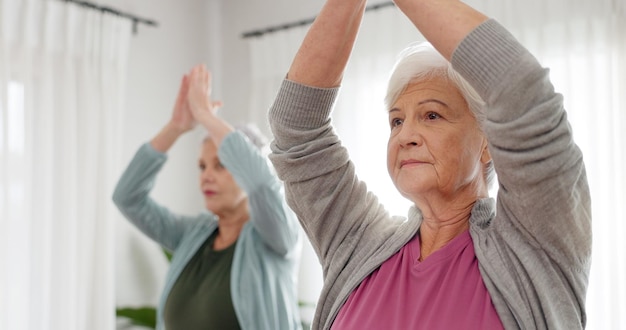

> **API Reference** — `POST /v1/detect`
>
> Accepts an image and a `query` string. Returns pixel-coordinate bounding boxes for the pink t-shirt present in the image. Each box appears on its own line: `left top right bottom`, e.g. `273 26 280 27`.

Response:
332 230 504 330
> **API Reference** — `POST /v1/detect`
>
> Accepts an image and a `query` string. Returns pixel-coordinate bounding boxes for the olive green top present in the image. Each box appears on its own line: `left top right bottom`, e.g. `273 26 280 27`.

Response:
163 231 241 330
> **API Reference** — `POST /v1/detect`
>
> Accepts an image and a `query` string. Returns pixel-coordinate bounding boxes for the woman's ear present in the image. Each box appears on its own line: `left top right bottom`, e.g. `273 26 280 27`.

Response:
480 141 492 164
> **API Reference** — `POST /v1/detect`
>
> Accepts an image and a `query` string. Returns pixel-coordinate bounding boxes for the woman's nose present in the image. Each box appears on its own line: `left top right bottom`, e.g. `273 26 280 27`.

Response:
397 124 423 147
201 169 215 182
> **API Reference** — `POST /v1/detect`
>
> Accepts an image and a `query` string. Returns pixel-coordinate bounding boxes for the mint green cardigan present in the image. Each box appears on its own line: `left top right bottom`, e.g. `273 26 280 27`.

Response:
113 132 302 330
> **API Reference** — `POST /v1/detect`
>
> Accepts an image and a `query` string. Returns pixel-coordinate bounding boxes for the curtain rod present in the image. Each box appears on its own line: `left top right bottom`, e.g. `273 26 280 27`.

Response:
62 0 158 34
241 1 395 39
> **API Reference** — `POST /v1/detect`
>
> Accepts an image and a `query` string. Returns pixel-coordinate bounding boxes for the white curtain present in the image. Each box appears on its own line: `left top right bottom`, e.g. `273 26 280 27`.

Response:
0 1 132 329
247 1 626 328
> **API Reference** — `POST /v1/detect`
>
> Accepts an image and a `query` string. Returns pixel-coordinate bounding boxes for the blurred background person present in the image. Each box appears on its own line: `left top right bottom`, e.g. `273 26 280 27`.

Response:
113 65 302 330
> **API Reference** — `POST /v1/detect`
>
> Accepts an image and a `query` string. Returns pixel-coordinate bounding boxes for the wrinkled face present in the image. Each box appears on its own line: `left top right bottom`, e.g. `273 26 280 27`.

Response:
387 77 490 202
198 139 247 214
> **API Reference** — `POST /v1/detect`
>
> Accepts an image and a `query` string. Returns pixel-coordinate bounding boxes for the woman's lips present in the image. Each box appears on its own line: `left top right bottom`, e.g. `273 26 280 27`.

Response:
400 159 427 167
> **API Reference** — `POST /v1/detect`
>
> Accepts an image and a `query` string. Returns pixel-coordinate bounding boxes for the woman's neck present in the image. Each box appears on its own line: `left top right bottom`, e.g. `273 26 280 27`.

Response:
414 195 476 261
418 217 470 261
213 202 249 250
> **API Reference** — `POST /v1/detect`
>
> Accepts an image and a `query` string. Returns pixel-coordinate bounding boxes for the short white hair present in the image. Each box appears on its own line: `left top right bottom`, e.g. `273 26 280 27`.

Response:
385 42 495 189
233 123 268 150
202 123 268 150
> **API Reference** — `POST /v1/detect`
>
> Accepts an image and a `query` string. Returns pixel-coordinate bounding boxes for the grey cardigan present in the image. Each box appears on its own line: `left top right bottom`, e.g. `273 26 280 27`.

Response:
268 19 591 330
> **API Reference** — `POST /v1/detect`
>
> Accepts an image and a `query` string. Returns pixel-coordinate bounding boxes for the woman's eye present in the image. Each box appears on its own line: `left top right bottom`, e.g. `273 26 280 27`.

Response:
199 164 206 171
426 112 441 120
390 118 403 128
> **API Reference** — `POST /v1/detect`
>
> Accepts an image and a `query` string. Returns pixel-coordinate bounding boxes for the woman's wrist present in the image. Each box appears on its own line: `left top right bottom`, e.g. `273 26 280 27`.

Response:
196 113 217 131
198 115 234 147
150 122 187 153
168 120 193 135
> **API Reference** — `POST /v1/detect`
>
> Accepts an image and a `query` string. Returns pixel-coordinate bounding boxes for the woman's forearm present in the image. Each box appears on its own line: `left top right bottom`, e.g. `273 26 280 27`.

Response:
196 113 233 148
288 0 367 87
150 122 186 153
393 0 487 60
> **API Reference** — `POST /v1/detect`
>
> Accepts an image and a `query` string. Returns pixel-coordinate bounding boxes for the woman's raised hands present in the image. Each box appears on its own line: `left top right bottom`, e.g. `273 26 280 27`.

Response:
168 74 196 134
187 64 223 127
185 64 233 147
150 65 230 152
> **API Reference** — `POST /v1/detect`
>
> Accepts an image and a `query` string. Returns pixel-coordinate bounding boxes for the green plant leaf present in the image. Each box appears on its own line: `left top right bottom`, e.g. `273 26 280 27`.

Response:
298 300 316 308
162 248 173 262
116 307 157 328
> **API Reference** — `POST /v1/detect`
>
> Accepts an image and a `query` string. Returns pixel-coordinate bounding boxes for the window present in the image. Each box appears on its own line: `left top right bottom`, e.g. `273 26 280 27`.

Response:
0 81 28 329
1 80 26 207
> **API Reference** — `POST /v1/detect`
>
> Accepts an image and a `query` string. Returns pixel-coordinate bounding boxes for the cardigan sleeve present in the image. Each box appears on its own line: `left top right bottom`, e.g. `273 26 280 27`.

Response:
112 143 201 251
268 80 397 274
218 131 301 256
452 19 592 281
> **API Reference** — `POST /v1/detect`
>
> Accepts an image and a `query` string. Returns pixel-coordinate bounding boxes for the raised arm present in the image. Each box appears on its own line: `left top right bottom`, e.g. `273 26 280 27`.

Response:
288 0 367 87
114 77 203 251
269 0 406 284
392 0 487 60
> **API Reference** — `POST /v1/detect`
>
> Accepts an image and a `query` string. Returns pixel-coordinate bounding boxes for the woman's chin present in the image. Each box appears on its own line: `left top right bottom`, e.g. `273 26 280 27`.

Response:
396 182 433 200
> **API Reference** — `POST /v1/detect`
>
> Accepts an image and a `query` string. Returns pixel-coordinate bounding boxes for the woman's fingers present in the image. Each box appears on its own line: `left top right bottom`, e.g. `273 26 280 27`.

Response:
204 68 210 93
189 64 210 95
185 64 223 120
180 75 189 99
172 75 191 121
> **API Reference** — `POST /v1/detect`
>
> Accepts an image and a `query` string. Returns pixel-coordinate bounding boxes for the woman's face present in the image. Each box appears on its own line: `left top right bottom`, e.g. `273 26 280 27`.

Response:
387 77 490 202
198 139 247 214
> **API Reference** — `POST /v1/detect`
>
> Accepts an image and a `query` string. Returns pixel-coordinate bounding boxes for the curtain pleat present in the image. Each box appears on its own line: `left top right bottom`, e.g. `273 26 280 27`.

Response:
0 0 131 329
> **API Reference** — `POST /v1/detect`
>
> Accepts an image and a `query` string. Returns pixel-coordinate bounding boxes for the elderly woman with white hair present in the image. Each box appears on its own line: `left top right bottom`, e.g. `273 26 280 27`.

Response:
268 0 591 329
